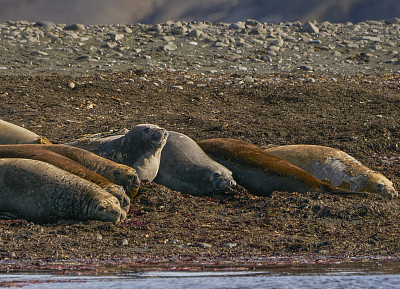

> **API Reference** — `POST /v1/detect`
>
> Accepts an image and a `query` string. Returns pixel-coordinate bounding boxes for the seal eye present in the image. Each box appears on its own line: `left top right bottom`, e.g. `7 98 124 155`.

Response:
213 173 221 180
377 184 384 190
98 206 106 212
113 170 121 179
143 127 151 134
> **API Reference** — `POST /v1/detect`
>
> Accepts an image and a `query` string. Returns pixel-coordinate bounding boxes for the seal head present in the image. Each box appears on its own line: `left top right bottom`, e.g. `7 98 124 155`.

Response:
96 124 169 181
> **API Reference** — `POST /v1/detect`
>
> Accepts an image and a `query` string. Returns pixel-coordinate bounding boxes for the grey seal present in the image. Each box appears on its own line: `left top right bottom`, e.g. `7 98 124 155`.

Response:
69 124 168 181
154 131 236 195
0 158 126 224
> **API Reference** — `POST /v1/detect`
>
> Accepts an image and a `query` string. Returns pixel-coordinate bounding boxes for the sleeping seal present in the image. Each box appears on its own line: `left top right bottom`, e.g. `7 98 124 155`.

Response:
0 119 51 144
69 124 168 181
0 158 126 224
0 145 131 212
40 144 140 199
154 131 236 195
198 138 361 197
264 144 398 198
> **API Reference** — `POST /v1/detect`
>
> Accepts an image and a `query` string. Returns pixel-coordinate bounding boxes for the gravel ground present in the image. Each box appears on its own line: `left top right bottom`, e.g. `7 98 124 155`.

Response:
0 20 400 272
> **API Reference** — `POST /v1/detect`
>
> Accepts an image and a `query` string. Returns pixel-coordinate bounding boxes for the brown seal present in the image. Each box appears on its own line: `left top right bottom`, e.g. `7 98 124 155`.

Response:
0 158 126 224
0 145 131 212
40 144 141 198
198 138 361 196
264 144 398 198
0 119 51 144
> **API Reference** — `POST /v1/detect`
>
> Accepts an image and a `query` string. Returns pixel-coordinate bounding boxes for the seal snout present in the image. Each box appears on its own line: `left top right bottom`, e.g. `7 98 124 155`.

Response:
212 172 237 190
95 198 127 224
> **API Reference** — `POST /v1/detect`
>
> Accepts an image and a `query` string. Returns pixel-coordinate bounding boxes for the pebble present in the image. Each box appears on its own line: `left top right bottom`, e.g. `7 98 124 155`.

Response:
121 238 129 246
64 23 86 31
171 85 183 90
163 43 178 51
302 21 319 34
223 243 238 248
0 19 399 76
193 242 212 248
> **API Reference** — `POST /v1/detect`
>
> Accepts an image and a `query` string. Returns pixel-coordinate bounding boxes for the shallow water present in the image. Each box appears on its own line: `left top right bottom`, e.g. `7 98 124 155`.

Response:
1 263 400 289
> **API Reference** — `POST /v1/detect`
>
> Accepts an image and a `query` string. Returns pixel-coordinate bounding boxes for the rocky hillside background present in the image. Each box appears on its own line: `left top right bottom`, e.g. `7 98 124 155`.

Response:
0 0 399 25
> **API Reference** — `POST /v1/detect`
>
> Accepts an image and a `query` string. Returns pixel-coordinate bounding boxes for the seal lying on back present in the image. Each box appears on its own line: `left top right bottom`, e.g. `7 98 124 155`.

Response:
0 158 126 224
0 119 51 144
154 131 236 195
69 124 168 181
264 144 398 198
40 144 140 199
0 145 131 212
198 138 361 197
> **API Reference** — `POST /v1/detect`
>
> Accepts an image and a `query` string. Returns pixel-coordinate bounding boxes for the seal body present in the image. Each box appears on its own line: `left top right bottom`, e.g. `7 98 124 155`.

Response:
0 119 50 144
0 145 131 212
264 144 398 198
154 131 236 195
198 138 360 197
40 144 140 199
69 124 168 181
0 158 126 223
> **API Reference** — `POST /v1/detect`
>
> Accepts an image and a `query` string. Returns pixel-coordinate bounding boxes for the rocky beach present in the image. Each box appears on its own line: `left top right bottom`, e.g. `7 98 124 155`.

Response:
0 19 400 272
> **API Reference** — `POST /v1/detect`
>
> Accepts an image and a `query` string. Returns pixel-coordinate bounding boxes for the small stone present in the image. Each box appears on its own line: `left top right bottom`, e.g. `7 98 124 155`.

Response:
385 18 400 25
96 234 103 241
68 82 76 89
188 41 198 46
299 65 313 71
302 21 319 34
163 43 178 51
238 66 248 72
193 242 212 248
31 50 48 56
171 85 183 90
188 29 203 38
121 238 129 246
34 21 56 29
64 23 86 31
230 22 246 30
223 243 238 248
162 35 175 42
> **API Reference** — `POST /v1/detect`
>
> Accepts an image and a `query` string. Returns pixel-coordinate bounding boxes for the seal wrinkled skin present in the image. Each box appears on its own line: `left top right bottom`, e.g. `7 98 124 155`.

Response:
40 144 140 199
70 124 169 182
265 144 398 198
0 158 126 223
0 144 131 212
198 138 362 197
155 131 236 195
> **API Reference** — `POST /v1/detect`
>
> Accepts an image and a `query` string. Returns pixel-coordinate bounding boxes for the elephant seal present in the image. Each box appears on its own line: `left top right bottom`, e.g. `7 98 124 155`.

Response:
40 144 140 199
264 144 398 198
154 131 236 195
198 138 361 197
69 124 169 181
0 119 51 144
0 145 131 212
0 158 126 224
